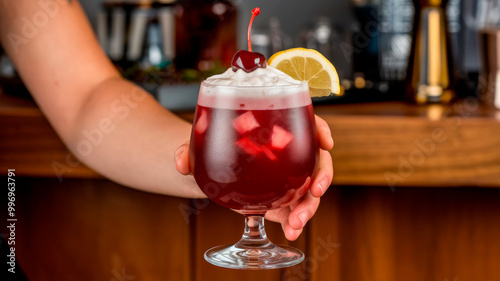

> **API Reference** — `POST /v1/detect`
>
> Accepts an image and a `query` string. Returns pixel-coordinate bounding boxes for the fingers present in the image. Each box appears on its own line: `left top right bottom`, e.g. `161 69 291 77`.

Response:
310 149 333 197
315 115 334 151
265 206 290 226
175 140 191 175
284 226 303 241
264 191 321 241
265 207 303 241
287 192 320 231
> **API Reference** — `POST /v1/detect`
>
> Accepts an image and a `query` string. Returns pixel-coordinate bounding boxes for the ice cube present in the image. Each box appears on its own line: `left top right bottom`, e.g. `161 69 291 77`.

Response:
232 111 259 134
271 125 293 149
236 137 261 155
194 110 208 134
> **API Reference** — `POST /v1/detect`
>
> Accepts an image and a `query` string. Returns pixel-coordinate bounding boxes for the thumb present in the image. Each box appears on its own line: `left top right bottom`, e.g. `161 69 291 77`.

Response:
175 140 191 175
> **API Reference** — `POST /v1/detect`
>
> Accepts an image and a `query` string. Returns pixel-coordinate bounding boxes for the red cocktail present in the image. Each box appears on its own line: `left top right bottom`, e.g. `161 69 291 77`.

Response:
190 82 318 269
191 104 317 210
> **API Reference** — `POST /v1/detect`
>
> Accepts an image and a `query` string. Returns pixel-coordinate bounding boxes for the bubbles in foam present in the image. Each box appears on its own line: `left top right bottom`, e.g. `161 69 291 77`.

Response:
199 66 311 110
204 67 301 87
199 83 310 110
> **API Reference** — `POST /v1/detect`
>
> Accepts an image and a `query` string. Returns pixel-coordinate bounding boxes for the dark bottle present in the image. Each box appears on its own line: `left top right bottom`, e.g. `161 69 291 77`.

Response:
405 0 455 104
174 0 237 72
378 0 414 82
351 0 380 83
97 0 177 83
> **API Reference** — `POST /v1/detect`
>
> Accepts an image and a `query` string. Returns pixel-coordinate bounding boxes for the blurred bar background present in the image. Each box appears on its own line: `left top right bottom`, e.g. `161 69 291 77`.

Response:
2 0 488 108
1 0 500 280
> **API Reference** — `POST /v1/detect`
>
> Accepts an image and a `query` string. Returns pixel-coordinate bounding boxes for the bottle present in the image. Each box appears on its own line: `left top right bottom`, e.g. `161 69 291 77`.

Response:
174 0 237 73
446 0 471 97
378 0 414 82
405 0 455 104
126 0 176 67
249 17 292 59
302 17 348 81
97 0 177 85
351 0 381 83
268 17 293 55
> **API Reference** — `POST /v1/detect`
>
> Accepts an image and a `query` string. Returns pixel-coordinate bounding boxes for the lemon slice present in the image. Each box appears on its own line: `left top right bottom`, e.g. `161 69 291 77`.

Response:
268 48 340 97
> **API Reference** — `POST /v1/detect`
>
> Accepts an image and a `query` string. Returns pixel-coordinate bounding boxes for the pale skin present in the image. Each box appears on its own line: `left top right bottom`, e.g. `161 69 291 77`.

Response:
0 0 334 241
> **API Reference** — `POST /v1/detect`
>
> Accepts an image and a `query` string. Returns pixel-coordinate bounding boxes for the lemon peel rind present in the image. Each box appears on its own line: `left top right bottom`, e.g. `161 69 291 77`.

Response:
268 48 340 97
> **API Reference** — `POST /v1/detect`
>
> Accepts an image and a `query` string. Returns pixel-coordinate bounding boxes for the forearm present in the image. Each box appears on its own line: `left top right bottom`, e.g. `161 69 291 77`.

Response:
63 77 203 198
0 0 202 197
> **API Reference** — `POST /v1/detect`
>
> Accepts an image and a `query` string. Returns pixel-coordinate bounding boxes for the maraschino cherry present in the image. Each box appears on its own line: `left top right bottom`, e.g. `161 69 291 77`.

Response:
231 7 267 73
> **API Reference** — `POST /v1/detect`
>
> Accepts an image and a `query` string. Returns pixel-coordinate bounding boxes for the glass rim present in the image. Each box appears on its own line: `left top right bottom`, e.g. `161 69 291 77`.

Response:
200 80 309 90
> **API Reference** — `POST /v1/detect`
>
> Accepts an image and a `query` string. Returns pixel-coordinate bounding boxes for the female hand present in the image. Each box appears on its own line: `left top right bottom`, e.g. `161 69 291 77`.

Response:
263 115 333 240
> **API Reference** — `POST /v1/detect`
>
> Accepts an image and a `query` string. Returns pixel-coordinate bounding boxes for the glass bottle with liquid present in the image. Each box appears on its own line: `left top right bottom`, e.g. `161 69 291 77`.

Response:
405 0 455 104
174 0 237 74
378 0 414 84
97 0 177 84
351 0 381 83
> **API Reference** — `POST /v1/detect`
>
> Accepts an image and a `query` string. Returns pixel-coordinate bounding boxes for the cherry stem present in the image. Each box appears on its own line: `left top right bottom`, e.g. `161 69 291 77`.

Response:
247 7 261 52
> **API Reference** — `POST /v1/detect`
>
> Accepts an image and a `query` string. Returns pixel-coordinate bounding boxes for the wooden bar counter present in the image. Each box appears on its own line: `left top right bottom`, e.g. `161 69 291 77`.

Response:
1 92 500 281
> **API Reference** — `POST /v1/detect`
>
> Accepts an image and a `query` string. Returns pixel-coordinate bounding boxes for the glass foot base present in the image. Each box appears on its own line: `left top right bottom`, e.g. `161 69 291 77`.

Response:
204 243 304 270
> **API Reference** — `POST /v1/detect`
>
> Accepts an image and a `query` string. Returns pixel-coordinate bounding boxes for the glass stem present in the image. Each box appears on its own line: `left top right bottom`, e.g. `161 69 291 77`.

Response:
236 214 272 248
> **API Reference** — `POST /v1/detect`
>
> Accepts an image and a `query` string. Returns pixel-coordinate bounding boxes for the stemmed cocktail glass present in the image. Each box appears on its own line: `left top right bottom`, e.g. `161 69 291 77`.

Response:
189 81 318 269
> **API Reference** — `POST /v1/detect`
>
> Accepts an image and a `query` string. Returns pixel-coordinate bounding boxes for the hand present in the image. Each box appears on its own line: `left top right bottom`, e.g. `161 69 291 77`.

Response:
264 115 333 240
175 115 334 241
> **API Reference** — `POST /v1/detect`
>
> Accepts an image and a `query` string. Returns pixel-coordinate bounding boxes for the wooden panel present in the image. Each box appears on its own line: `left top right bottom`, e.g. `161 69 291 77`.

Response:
2 178 192 281
309 186 500 281
2 97 500 187
193 201 290 280
321 114 500 188
306 185 341 281
0 110 101 179
282 231 309 281
3 177 500 281
2 93 500 280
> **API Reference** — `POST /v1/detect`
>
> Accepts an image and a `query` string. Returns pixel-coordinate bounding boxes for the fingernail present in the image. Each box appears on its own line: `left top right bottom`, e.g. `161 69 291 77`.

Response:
297 212 308 228
319 177 329 194
317 182 324 195
174 148 184 162
290 228 303 241
286 228 302 241
330 137 334 147
321 127 334 146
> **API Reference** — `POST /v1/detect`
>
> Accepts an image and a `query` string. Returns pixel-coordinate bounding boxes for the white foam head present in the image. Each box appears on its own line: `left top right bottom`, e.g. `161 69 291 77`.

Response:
204 66 302 87
198 67 311 110
198 81 311 110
